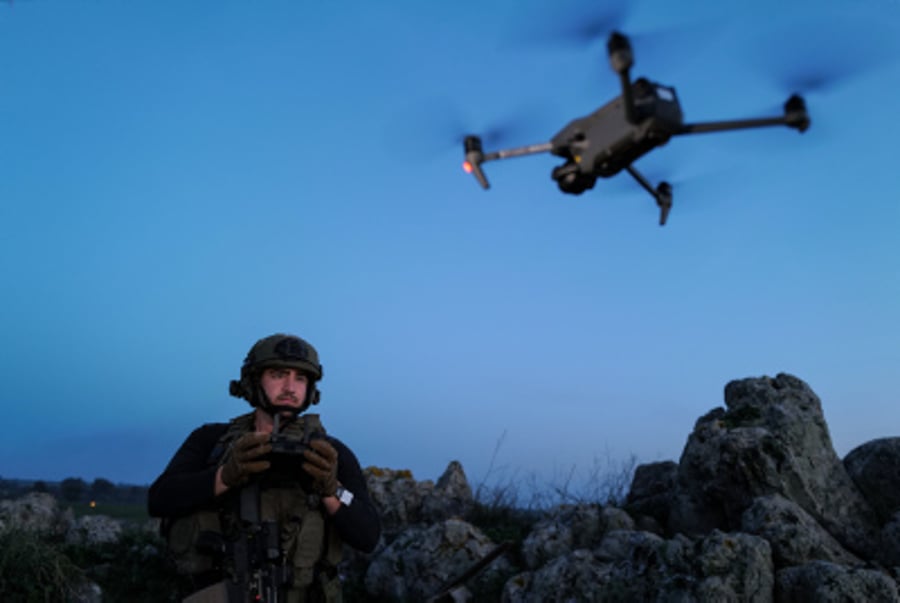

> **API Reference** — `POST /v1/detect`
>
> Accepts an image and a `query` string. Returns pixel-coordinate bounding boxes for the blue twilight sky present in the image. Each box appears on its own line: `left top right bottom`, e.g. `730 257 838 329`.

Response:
1 0 898 490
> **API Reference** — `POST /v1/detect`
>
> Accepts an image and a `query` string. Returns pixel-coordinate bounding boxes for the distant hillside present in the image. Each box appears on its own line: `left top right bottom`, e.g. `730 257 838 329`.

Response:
0 476 148 506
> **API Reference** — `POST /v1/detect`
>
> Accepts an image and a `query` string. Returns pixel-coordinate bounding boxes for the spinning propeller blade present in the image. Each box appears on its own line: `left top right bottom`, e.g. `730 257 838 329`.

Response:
512 1 632 47
747 13 900 96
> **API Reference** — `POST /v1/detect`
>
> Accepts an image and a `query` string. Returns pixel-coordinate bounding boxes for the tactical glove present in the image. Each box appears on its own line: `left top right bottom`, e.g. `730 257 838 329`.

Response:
220 432 272 488
302 438 339 497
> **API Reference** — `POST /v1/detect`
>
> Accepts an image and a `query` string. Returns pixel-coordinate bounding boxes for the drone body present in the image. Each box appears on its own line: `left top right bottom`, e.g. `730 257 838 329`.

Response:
549 78 683 194
463 32 810 225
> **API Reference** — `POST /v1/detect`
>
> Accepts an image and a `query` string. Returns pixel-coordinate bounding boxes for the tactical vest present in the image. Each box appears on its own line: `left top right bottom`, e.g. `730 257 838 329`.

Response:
166 412 344 603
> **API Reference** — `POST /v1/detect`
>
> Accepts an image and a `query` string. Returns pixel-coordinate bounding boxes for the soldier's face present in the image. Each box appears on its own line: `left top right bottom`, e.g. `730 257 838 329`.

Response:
260 367 309 408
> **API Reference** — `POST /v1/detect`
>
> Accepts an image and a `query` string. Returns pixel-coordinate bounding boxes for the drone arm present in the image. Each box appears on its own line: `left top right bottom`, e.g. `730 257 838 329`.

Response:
482 142 553 162
676 95 810 135
677 116 790 134
463 137 552 190
464 157 491 189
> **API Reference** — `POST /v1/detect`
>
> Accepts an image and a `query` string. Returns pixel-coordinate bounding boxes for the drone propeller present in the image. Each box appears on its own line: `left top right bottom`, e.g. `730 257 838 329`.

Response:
747 13 900 97
726 12 898 147
384 96 549 164
452 100 557 188
524 2 632 47
455 115 534 150
510 0 728 83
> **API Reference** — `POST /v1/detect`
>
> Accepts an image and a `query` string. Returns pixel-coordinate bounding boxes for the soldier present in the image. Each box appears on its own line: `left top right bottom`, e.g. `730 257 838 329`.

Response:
148 333 381 602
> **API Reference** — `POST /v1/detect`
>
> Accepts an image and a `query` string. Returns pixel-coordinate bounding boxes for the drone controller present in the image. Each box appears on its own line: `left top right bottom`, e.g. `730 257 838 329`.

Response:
269 432 316 457
268 414 326 459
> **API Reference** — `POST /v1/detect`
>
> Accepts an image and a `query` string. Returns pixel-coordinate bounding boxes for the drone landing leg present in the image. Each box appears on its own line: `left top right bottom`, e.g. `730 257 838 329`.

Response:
624 166 673 226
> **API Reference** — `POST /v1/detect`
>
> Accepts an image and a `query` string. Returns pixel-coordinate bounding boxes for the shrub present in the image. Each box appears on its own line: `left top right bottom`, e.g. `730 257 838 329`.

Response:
0 529 86 602
65 527 187 602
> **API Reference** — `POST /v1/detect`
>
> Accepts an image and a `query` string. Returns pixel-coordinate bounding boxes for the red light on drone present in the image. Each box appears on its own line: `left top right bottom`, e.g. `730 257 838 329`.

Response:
463 161 473 174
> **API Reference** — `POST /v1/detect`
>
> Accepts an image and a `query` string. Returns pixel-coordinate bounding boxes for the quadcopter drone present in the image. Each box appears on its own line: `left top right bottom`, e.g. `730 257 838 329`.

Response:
462 32 810 225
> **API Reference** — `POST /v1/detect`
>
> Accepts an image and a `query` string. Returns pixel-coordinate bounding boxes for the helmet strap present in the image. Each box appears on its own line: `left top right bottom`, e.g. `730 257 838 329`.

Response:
254 380 311 419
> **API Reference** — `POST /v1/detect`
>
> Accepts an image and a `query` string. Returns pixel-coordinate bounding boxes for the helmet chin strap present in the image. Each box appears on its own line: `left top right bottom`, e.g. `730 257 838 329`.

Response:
254 383 307 431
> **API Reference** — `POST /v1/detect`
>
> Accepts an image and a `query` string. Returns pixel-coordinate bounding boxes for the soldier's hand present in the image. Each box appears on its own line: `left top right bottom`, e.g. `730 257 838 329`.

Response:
302 438 338 497
221 432 272 488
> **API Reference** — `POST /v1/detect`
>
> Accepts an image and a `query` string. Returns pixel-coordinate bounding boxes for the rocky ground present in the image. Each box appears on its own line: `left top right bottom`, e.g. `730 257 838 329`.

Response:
2 373 899 602
357 374 900 602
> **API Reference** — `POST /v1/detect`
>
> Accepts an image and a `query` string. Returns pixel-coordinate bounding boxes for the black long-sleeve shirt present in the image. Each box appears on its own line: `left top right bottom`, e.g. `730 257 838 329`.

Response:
148 422 381 553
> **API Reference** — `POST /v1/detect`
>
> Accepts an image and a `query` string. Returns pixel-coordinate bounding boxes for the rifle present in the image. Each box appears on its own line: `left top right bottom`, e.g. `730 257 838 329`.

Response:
221 481 293 603
427 540 513 603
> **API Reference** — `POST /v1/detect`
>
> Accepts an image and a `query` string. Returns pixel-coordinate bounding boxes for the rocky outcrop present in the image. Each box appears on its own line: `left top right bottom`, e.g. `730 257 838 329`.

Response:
499 373 899 602
338 460 477 594
349 373 899 601
666 374 879 558
364 460 474 540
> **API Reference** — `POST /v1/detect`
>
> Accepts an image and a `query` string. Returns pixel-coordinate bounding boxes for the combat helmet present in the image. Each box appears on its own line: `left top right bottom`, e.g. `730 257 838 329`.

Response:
229 333 323 413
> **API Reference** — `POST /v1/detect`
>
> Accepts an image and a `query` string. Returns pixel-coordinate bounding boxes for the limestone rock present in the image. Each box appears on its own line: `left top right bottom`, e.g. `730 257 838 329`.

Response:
597 506 635 534
365 460 475 541
625 460 677 528
65 514 124 546
70 580 103 603
502 549 614 603
421 460 474 523
364 466 430 537
668 373 879 558
878 511 900 567
504 529 772 602
0 492 72 536
365 518 513 601
741 494 860 568
776 560 900 603
591 528 666 563
844 437 900 523
521 504 608 570
694 531 774 602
